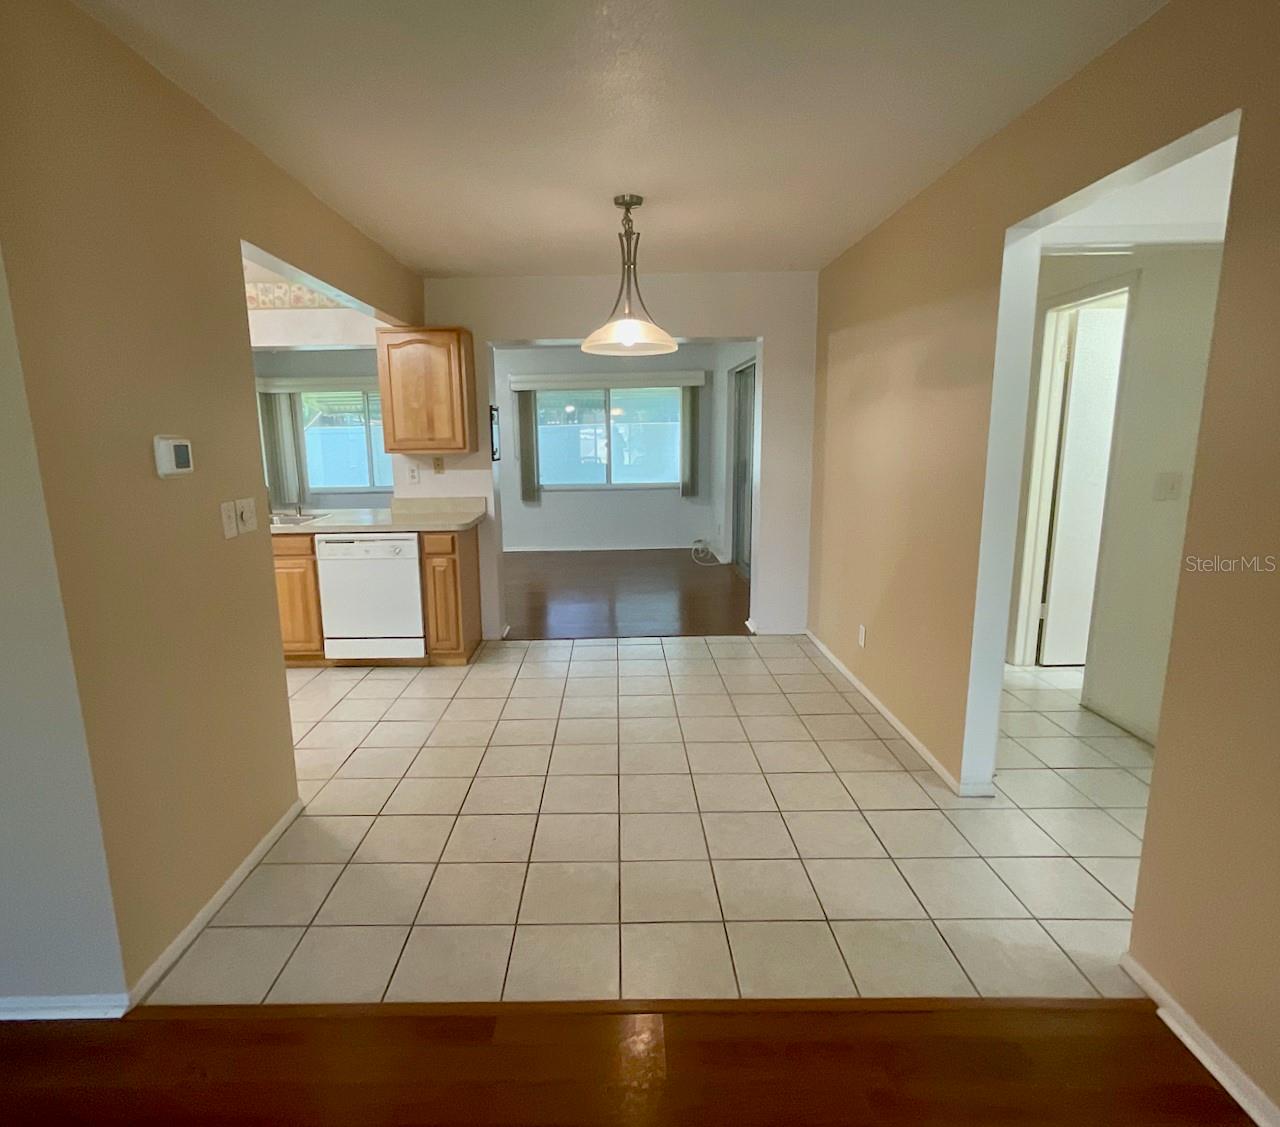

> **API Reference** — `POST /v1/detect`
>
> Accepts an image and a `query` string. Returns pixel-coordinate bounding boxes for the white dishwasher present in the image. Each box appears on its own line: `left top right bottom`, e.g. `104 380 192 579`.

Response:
315 533 425 659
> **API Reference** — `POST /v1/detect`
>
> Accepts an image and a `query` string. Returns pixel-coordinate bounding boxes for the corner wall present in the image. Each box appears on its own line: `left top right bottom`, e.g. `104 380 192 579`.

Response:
0 0 422 988
810 0 1279 1105
0 249 126 1011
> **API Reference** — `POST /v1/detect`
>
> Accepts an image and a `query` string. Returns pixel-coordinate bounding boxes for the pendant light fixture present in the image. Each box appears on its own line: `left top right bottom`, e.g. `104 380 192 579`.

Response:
581 194 678 356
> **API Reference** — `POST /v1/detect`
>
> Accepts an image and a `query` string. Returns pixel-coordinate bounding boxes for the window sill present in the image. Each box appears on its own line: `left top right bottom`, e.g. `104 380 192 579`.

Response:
538 483 681 493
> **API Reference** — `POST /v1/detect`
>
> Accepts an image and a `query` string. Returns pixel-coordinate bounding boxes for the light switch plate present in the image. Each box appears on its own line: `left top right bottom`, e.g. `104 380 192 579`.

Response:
235 497 258 533
1152 471 1183 501
432 457 445 475
220 501 239 540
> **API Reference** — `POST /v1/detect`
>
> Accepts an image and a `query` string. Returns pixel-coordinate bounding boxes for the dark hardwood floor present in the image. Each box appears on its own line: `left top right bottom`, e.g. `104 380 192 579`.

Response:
0 1000 1247 1125
504 548 750 639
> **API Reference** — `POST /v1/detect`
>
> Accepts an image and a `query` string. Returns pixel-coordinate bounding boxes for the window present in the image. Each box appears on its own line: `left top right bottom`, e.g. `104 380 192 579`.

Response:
257 387 391 507
536 386 681 487
299 390 392 489
535 389 607 485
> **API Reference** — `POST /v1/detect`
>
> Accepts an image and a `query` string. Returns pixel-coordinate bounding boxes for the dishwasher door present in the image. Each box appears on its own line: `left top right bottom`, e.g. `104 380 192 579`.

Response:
315 534 424 658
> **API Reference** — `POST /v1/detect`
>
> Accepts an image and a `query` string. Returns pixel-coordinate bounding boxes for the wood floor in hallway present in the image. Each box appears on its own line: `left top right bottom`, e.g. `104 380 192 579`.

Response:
504 549 750 639
0 1000 1248 1126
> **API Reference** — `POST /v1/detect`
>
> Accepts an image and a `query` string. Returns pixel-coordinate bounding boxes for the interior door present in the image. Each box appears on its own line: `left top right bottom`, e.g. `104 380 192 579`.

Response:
732 364 757 578
1039 302 1126 666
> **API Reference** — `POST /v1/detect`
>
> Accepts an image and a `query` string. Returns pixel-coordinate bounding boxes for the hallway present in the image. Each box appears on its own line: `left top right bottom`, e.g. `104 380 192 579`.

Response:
145 636 1149 1005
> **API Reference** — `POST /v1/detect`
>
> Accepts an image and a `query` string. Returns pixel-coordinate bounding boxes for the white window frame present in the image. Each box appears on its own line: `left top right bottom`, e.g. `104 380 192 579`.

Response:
292 389 391 496
533 386 682 492
258 382 393 507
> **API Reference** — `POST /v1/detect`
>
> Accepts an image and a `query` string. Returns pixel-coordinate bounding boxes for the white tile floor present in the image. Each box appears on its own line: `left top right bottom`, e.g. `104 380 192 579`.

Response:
145 641 1150 1005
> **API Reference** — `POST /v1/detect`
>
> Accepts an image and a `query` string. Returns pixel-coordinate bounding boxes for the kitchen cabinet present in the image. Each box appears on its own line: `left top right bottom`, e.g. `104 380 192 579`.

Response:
272 535 323 657
273 522 482 667
376 327 477 453
420 527 483 664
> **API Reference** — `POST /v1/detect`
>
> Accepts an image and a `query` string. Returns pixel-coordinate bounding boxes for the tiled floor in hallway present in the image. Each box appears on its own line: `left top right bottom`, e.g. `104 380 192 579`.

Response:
145 638 1151 1005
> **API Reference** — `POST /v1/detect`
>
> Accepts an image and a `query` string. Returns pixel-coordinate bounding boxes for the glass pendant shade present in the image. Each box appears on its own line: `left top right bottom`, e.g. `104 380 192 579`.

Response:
582 195 677 356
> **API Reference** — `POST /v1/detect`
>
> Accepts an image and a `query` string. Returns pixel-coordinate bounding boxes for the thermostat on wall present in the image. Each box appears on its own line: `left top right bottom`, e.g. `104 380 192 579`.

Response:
154 435 194 477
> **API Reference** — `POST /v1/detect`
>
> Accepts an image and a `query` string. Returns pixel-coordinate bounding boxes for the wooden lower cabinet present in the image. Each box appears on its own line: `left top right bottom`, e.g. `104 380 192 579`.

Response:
421 526 483 665
273 528 481 666
272 535 323 658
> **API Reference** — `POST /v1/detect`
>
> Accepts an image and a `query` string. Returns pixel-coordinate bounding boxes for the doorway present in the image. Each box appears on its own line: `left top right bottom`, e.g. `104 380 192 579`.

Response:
494 341 756 638
961 113 1240 794
731 362 757 579
1030 289 1130 668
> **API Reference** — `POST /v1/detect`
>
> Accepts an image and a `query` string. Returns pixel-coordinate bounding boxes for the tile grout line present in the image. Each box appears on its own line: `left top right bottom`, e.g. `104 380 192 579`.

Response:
263 644 1148 1004
840 787 985 999
687 724 742 1000
499 644 541 1001
256 665 387 1004
747 729 860 998
956 774 1107 998
307 666 446 1004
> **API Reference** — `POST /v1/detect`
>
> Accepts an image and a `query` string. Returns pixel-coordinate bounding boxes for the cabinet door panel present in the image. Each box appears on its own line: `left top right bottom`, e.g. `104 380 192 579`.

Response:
275 557 323 654
423 555 462 654
378 329 475 452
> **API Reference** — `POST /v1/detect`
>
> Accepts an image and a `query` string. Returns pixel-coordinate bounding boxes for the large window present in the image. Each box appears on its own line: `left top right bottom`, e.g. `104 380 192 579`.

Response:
536 386 681 487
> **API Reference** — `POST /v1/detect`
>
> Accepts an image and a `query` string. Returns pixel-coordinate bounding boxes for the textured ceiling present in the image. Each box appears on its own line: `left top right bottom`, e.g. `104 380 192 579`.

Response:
78 0 1165 276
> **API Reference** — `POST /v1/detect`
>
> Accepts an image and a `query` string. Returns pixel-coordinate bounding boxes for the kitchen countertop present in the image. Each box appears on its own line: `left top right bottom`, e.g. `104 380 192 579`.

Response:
269 498 487 535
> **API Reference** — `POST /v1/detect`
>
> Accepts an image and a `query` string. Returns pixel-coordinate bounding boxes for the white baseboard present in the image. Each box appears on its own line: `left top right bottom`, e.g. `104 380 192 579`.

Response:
1121 954 1279 1125
1078 691 1155 745
125 798 303 1008
0 993 130 1020
805 630 993 798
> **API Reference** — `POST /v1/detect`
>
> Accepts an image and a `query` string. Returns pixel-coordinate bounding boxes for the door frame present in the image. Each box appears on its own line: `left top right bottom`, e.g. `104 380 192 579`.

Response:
961 111 1237 795
1010 276 1138 666
728 360 758 580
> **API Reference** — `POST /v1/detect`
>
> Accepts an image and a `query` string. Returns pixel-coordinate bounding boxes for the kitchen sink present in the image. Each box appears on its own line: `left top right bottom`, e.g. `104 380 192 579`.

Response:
270 512 327 526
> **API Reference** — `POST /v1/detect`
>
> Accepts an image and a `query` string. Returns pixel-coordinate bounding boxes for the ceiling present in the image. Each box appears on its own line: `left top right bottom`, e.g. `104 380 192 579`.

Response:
77 0 1165 277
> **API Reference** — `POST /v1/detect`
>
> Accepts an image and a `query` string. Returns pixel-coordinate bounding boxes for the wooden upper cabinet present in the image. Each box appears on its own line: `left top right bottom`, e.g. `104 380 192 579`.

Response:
376 327 477 453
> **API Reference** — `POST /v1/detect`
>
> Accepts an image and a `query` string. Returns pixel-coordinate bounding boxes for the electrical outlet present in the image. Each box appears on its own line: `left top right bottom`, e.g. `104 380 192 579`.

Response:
235 497 258 533
858 624 866 648
220 501 239 540
432 457 445 475
407 461 421 484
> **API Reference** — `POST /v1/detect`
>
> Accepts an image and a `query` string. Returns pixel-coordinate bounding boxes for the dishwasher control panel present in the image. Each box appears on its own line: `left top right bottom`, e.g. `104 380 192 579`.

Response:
315 533 418 560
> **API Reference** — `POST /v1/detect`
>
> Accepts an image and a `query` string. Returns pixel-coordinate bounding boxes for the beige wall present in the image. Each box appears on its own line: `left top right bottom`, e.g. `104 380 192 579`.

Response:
811 0 1278 1104
0 0 422 987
